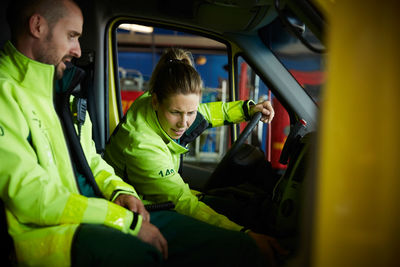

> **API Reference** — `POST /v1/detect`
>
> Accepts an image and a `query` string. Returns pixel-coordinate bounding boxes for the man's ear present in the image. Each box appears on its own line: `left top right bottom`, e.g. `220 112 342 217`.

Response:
151 93 159 111
29 14 47 39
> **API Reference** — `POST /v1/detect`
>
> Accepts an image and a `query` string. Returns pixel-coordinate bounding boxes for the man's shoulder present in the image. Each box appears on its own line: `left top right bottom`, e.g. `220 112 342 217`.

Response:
0 76 17 97
0 50 19 88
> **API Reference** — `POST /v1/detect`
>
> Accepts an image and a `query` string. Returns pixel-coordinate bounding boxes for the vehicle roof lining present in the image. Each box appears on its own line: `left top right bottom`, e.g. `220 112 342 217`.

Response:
0 0 278 45
83 0 277 35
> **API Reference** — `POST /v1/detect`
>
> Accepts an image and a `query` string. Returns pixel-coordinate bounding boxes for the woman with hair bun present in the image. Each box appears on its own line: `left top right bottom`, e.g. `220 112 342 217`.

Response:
105 47 285 263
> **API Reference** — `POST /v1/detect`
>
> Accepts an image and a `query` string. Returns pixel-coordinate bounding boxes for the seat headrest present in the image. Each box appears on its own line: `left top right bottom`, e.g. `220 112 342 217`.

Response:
0 0 11 48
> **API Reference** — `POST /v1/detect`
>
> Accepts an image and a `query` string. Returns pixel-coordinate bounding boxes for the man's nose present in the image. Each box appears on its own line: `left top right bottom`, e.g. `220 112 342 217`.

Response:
71 41 82 58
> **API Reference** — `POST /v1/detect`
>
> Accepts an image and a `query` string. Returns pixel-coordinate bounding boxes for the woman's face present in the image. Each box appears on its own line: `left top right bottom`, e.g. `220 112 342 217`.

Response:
153 93 200 140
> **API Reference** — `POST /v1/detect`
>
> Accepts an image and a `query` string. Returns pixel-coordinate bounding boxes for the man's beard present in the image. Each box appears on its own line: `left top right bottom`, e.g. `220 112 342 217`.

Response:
37 32 68 80
55 62 66 80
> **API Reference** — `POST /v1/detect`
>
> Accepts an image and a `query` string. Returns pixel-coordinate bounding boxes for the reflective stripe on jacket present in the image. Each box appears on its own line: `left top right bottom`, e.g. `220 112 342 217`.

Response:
0 41 141 266
105 91 254 231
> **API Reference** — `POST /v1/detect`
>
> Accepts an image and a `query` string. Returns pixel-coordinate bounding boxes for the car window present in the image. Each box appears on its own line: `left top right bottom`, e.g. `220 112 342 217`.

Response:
237 56 290 172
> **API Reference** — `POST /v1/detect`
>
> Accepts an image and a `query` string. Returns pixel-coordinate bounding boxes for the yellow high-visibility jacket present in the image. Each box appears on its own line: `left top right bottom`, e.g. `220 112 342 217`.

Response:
0 41 142 266
105 91 254 232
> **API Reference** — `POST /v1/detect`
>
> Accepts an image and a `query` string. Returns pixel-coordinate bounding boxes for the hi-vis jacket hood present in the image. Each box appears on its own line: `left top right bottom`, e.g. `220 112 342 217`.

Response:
0 41 141 266
105 91 254 231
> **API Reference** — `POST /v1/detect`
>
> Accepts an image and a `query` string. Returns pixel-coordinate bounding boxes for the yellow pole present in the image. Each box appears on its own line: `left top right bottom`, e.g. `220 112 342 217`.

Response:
108 20 121 135
313 1 400 266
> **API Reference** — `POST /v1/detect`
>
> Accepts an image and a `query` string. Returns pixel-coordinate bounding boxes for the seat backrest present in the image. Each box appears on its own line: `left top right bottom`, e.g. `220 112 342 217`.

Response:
0 199 15 265
0 0 10 48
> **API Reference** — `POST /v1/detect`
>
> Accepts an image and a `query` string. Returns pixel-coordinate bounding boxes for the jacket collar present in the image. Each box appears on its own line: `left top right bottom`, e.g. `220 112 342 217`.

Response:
3 41 55 98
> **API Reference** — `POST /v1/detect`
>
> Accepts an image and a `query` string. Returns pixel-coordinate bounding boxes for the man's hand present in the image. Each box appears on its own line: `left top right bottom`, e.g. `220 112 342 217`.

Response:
138 220 168 260
114 194 150 222
250 100 275 123
247 231 288 267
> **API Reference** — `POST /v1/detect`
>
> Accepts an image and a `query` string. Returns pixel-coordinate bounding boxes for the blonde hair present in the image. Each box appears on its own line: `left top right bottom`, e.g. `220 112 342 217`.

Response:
149 48 203 103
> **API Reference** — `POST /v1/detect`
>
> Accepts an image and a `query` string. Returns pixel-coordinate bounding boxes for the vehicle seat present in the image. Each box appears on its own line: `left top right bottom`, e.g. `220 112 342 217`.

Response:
0 0 10 48
0 200 16 266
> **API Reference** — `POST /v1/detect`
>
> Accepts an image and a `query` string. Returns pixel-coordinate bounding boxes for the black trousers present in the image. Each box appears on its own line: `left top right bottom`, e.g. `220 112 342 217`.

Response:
71 210 264 267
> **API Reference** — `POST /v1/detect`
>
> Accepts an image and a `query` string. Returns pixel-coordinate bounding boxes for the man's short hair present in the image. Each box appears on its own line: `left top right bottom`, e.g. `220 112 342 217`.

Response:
6 0 74 39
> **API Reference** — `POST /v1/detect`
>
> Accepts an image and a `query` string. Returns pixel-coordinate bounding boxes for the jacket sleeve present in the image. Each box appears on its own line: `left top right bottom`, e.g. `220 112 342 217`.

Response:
78 111 140 202
198 99 255 127
0 84 141 236
124 137 243 232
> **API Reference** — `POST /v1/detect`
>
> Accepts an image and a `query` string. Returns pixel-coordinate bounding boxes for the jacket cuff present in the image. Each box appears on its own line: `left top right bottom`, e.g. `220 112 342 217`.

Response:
242 100 256 121
129 212 143 236
110 189 138 202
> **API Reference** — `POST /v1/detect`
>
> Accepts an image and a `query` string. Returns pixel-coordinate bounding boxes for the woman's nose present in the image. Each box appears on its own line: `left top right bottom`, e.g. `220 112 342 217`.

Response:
177 114 187 127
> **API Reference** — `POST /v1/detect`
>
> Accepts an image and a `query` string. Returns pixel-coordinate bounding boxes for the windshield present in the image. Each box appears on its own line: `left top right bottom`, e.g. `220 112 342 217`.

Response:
259 16 325 105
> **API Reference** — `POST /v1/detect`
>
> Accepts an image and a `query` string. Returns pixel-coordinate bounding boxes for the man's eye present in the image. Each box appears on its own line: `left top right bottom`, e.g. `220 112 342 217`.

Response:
69 34 79 40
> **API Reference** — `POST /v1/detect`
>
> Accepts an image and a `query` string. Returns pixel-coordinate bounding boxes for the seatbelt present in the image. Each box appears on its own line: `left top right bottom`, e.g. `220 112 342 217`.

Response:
54 64 103 198
178 112 209 174
71 85 87 140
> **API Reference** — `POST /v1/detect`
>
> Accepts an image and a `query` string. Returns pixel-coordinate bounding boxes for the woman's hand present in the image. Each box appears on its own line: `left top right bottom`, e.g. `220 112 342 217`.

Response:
250 100 275 123
247 231 288 267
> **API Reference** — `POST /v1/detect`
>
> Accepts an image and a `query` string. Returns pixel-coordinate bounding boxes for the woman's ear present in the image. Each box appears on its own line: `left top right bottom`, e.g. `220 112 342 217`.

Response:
151 93 159 111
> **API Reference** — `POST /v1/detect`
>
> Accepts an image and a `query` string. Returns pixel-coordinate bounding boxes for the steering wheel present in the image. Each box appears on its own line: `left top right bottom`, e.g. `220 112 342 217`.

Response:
204 112 263 191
